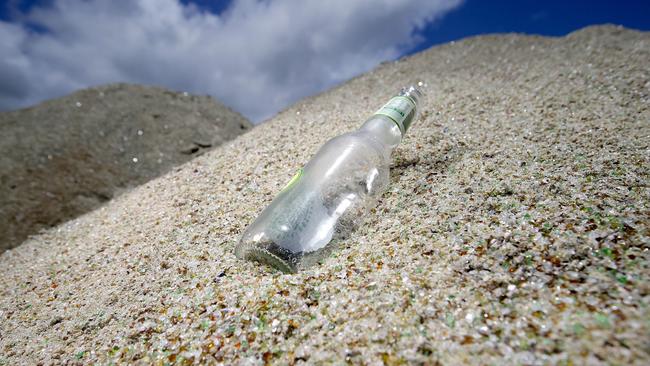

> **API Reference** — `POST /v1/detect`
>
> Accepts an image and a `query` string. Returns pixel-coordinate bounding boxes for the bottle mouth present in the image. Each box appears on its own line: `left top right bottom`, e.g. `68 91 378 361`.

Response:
400 85 424 105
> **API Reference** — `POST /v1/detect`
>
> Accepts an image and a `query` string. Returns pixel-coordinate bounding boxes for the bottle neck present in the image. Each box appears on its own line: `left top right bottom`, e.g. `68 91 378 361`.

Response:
359 85 422 151
371 86 422 136
359 115 403 150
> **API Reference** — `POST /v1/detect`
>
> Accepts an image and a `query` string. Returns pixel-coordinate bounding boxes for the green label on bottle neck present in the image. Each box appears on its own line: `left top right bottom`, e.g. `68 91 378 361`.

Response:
374 96 416 134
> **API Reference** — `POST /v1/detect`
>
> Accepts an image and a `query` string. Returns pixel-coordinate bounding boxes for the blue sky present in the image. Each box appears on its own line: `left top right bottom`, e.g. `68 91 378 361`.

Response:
171 0 650 56
410 0 650 55
171 1 650 54
1 0 648 122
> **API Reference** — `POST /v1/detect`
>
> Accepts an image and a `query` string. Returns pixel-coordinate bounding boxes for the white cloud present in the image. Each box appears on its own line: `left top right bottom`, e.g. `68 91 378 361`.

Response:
0 0 462 122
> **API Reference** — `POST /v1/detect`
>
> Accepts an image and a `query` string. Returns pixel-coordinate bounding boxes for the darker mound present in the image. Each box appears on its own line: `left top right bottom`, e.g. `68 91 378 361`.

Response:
0 83 252 252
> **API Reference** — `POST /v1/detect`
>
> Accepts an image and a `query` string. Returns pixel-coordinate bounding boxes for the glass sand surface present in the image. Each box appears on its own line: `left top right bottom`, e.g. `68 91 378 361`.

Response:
235 86 423 272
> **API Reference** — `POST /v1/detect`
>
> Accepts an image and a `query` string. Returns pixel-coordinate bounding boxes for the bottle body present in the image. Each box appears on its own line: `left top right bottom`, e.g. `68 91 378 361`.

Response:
235 87 421 272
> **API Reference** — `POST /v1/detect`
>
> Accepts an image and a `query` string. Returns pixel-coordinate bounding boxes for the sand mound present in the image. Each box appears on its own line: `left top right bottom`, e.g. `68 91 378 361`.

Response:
0 25 648 365
0 83 251 252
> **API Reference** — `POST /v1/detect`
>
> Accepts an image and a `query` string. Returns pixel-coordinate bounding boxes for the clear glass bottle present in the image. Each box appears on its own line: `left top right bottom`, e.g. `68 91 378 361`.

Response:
235 85 423 272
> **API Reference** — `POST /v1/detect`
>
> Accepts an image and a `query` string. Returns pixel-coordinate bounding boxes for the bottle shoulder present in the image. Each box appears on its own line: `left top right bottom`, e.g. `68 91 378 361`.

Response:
319 130 390 160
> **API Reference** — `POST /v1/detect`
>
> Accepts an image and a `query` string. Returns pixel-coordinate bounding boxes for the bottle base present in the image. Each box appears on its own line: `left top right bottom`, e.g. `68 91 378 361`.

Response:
236 240 300 273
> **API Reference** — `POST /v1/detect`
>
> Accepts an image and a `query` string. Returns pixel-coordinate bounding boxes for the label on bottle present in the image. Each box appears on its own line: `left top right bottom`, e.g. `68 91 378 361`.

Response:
279 168 303 194
374 96 416 133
